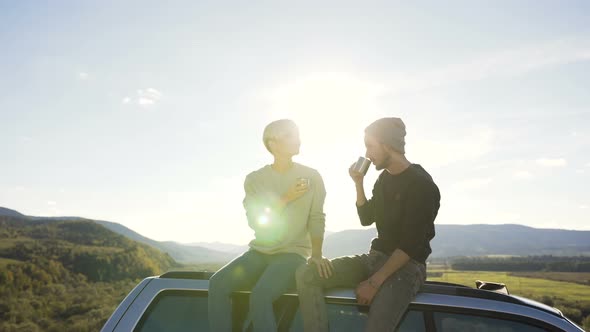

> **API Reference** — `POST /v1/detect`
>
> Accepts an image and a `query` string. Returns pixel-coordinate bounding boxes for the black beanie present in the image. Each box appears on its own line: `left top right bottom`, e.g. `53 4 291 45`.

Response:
365 117 406 154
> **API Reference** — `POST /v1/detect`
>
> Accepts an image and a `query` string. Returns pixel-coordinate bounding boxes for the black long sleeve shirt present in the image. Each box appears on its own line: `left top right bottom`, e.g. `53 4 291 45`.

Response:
357 164 440 263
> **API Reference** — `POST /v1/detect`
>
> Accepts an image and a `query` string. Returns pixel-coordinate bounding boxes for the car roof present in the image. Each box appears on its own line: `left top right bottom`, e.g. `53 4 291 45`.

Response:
158 271 563 318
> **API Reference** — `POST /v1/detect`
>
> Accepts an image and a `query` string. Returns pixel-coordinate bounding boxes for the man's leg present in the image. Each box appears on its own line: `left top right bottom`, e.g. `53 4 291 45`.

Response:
296 254 370 332
248 253 306 332
364 260 426 332
208 250 268 332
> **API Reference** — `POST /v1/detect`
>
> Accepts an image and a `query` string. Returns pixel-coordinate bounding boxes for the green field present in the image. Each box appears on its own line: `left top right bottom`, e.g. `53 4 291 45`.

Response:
428 270 590 302
428 270 590 328
510 272 590 286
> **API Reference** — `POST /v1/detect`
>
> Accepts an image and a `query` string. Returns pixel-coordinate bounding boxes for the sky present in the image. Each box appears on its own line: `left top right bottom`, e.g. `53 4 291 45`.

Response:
1 1 589 245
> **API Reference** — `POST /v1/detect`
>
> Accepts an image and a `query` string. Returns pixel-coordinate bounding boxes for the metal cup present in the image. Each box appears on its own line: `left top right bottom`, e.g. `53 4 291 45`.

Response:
296 177 310 187
353 157 371 175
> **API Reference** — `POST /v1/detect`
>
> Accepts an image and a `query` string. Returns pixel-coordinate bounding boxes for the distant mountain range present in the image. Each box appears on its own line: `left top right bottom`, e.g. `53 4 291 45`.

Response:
321 224 590 258
2 207 589 263
92 219 236 264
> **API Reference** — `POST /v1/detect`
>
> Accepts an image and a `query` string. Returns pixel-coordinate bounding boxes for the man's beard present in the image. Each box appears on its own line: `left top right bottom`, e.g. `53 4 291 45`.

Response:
374 154 391 171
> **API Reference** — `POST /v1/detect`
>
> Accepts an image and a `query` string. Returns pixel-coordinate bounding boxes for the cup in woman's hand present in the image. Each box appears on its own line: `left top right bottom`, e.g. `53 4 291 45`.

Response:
296 177 310 188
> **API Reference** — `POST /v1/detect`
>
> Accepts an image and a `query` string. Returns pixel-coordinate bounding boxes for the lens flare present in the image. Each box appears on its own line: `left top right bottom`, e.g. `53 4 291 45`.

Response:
258 215 269 225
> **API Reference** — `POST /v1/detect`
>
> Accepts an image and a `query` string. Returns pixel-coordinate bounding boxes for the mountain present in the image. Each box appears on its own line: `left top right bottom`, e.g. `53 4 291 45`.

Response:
322 224 590 258
93 220 235 264
0 206 25 217
0 214 182 331
0 215 179 281
4 208 589 261
0 208 235 264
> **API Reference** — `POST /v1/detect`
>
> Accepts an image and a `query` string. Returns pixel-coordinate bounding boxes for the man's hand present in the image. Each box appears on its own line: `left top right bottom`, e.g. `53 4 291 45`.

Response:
282 180 309 204
355 279 379 305
308 256 334 279
348 163 365 185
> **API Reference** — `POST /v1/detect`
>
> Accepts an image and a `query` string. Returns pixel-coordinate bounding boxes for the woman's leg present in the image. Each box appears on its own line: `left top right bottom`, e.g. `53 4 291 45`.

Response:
208 250 268 332
248 252 306 332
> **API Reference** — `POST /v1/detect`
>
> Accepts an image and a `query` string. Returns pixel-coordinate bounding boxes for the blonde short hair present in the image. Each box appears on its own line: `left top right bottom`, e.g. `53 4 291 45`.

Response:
263 119 298 153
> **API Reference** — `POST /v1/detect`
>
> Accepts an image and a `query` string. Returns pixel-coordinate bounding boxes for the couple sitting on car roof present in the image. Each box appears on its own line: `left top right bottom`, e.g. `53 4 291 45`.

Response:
208 117 441 332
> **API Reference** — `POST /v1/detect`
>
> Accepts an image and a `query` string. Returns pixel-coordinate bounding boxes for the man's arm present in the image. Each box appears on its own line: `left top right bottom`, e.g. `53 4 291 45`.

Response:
355 248 411 305
369 249 411 287
350 166 377 226
355 181 368 207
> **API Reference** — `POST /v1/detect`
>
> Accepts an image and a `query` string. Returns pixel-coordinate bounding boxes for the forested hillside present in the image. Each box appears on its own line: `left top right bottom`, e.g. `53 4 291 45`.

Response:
0 215 180 331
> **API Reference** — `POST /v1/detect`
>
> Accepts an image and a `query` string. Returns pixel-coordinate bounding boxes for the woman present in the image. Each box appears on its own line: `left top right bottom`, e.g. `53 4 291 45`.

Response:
208 119 332 331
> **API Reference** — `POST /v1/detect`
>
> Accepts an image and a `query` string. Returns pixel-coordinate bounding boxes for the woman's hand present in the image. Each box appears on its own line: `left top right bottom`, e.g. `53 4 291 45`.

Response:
308 256 334 279
282 180 309 204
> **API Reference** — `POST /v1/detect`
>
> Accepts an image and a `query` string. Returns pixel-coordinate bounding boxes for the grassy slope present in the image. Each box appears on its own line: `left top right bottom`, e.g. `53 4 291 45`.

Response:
428 270 590 302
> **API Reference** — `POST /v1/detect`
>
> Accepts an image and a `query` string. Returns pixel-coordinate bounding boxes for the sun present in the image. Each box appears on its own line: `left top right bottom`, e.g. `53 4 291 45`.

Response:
266 72 386 149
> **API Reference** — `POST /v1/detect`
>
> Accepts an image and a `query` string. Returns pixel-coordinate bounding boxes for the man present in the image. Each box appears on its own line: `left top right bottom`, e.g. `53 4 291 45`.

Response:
296 117 440 332
208 119 332 332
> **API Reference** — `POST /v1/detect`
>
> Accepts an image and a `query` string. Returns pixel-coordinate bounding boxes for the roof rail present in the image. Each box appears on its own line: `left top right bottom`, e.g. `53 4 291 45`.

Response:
159 271 214 280
424 280 469 288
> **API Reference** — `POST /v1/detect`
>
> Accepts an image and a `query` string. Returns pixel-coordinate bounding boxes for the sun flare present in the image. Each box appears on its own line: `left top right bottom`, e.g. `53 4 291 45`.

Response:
266 72 386 148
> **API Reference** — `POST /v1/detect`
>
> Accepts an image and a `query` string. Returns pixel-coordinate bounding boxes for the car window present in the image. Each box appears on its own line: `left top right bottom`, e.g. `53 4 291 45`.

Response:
433 312 548 332
397 310 426 332
134 291 210 332
133 290 426 332
288 303 425 332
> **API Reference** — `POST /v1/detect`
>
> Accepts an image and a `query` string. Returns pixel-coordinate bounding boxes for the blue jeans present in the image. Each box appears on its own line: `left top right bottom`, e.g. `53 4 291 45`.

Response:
296 250 426 332
208 249 305 332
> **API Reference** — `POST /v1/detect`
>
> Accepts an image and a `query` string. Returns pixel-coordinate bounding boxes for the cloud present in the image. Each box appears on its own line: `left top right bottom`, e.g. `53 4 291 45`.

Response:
513 170 534 180
138 97 155 106
143 88 162 99
122 88 163 107
390 38 590 93
580 205 589 210
47 201 57 206
535 158 567 167
586 162 590 167
78 72 89 80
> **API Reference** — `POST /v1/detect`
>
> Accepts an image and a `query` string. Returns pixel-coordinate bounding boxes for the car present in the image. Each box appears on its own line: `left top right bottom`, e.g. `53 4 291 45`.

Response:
101 271 584 332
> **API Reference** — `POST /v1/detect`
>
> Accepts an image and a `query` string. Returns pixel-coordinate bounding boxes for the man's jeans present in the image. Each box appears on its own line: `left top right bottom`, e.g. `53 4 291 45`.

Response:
296 250 426 332
208 249 305 332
